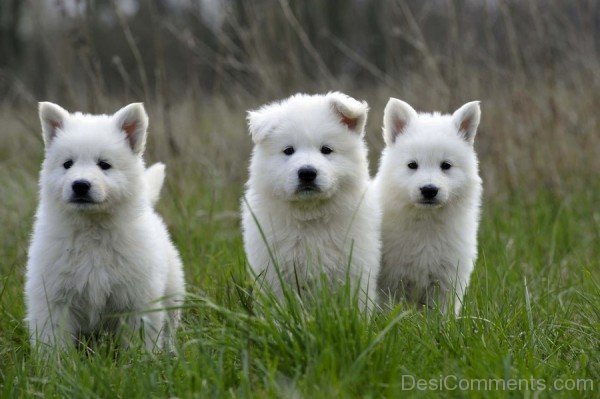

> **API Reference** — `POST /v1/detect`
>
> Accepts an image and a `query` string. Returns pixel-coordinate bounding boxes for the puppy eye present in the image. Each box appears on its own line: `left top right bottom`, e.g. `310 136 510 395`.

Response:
63 160 73 169
441 161 452 170
321 146 333 155
407 161 418 170
283 146 295 156
98 161 112 170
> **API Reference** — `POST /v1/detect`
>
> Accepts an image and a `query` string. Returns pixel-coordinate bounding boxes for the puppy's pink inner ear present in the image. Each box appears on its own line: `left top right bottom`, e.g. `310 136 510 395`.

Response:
123 121 137 135
122 121 137 148
44 119 62 143
459 117 473 134
394 118 406 136
340 114 358 130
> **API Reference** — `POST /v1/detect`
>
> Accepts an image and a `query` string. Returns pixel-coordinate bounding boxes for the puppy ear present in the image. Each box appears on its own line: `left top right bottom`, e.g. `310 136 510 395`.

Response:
328 92 369 135
39 102 69 147
452 101 481 144
382 98 418 146
113 103 149 154
247 103 282 144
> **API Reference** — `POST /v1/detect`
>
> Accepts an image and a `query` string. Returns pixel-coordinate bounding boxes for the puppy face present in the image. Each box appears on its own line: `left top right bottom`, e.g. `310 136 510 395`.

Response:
39 102 148 213
381 99 481 208
247 92 369 203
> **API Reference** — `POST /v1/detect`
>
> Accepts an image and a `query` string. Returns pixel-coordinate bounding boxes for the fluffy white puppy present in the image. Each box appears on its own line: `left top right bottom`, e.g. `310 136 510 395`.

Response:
375 98 482 315
25 102 185 350
242 92 381 308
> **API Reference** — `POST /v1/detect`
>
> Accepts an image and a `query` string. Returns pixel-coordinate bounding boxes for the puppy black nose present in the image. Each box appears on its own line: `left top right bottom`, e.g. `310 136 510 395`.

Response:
420 184 438 199
298 166 317 183
72 180 91 196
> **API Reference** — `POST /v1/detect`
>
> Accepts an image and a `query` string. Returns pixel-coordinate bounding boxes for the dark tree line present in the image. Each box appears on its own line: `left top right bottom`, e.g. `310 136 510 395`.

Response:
1 0 599 108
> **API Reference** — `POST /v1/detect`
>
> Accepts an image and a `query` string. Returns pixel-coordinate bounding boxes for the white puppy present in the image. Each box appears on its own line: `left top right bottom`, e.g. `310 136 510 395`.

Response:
25 102 185 350
242 92 381 308
375 99 482 315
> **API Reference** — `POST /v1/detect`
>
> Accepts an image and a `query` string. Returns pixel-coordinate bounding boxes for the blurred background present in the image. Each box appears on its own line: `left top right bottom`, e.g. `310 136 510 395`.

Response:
1 0 599 199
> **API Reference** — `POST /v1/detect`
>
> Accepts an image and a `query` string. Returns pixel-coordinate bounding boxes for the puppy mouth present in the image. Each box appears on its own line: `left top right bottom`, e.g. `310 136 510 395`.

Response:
417 199 441 207
69 196 99 205
295 184 322 196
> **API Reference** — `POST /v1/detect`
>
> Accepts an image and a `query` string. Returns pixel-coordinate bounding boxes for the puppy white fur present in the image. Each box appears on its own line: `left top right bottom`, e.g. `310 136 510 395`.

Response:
242 92 381 308
25 102 185 350
375 99 482 315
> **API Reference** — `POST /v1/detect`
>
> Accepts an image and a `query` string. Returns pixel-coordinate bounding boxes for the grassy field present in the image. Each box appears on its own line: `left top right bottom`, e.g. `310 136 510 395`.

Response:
0 101 598 398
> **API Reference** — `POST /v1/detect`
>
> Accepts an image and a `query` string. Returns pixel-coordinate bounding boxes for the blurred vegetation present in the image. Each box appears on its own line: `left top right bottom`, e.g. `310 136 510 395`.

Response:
1 0 599 197
2 1 599 100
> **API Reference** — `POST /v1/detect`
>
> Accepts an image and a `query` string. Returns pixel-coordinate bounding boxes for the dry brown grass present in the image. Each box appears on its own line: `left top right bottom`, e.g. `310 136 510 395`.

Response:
1 0 598 200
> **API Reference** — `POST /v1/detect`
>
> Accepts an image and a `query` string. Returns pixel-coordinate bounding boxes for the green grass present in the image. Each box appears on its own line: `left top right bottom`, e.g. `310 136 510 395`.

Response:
0 151 598 398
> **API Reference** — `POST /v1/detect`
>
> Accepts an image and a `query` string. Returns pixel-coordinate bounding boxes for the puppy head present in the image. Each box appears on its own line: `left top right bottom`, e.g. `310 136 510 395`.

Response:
381 98 481 208
247 92 369 203
39 102 148 213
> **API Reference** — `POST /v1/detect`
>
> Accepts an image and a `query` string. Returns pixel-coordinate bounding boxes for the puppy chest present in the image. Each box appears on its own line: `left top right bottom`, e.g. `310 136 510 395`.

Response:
56 240 139 308
63 263 139 332
69 285 133 331
277 230 351 273
387 237 458 285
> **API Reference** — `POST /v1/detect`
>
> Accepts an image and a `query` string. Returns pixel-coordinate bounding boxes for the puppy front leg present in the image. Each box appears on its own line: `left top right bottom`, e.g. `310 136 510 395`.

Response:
451 277 469 316
162 260 185 352
161 295 183 352
358 274 378 313
28 302 76 350
421 280 450 314
119 310 165 351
